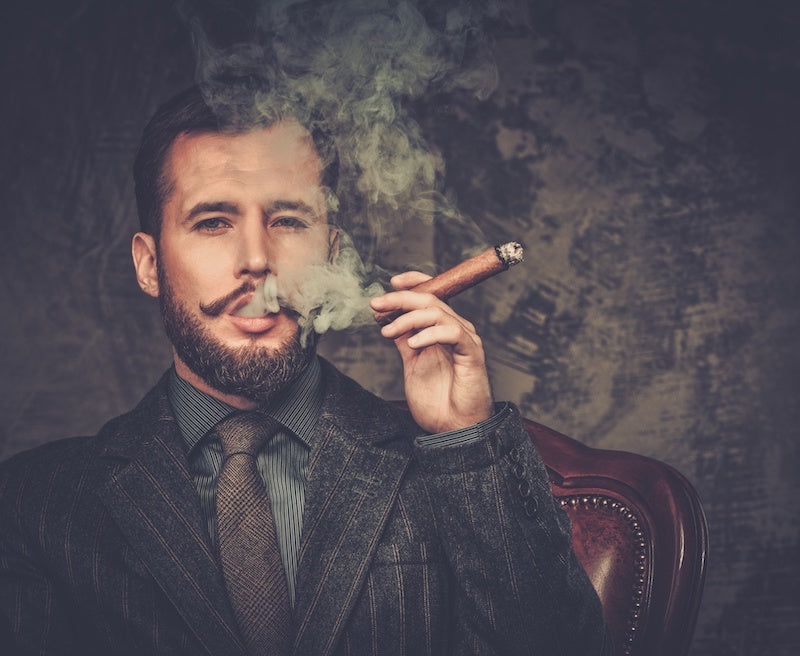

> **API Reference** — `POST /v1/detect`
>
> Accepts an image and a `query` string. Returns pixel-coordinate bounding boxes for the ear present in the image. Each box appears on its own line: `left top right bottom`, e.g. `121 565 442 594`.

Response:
132 232 159 298
327 227 340 263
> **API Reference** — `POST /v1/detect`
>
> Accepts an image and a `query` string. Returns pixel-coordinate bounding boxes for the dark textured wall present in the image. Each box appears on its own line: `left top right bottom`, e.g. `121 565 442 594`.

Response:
1 1 798 654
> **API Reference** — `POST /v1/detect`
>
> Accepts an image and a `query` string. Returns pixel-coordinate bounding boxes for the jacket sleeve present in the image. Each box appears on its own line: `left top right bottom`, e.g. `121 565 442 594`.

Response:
412 404 613 656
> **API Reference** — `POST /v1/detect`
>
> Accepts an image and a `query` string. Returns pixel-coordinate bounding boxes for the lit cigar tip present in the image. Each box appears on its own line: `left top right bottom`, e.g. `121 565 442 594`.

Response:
495 241 524 267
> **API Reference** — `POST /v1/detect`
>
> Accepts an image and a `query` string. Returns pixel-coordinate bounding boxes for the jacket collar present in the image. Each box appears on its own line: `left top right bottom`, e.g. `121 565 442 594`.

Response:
95 373 247 656
292 360 419 655
95 362 420 656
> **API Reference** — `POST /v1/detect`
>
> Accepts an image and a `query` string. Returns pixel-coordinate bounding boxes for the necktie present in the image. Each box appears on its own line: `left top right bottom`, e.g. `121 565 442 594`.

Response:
213 411 292 655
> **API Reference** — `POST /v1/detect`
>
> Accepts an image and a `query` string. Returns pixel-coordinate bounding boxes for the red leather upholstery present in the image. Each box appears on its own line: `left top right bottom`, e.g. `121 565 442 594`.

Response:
526 419 708 656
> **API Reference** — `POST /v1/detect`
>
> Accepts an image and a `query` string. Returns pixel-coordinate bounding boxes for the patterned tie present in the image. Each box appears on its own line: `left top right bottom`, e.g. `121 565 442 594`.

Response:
213 411 292 655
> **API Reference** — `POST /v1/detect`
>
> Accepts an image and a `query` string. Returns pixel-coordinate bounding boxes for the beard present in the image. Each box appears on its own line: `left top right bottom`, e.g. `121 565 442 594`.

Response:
158 267 316 404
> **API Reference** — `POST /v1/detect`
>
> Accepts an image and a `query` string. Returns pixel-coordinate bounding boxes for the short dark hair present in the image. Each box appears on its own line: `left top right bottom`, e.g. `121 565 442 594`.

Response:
133 85 339 236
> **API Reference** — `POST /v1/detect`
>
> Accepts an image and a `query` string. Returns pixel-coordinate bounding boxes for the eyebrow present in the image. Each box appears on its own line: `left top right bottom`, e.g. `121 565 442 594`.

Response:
266 200 318 217
182 201 241 224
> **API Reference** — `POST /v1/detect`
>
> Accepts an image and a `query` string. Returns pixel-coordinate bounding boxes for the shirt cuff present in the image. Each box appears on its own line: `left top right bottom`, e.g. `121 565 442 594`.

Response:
414 403 510 448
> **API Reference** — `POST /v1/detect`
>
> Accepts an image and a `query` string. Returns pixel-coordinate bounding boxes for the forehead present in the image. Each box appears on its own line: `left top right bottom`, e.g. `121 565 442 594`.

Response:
165 121 323 191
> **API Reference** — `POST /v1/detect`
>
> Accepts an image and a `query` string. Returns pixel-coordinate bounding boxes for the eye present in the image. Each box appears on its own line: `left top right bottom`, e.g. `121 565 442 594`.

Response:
270 216 308 229
193 217 231 232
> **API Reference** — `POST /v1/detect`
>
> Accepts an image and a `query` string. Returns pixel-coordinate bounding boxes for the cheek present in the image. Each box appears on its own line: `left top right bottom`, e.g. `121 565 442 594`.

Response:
159 244 233 301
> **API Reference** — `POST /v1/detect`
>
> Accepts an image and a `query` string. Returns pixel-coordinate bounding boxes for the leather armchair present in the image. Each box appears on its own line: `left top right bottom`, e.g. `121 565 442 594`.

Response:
526 419 708 656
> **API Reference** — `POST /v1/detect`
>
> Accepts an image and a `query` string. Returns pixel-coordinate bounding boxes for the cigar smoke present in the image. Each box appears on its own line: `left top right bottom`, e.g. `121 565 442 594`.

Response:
177 0 502 337
237 235 385 346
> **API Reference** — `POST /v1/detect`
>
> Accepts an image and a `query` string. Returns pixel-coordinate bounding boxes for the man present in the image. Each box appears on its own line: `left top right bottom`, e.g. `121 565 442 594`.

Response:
0 87 611 655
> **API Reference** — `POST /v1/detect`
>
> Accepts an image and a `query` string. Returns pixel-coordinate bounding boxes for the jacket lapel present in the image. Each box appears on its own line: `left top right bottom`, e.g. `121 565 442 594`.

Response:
293 362 417 656
96 376 246 656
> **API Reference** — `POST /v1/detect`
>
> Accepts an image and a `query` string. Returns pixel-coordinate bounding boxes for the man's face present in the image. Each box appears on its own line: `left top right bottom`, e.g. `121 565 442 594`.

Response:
133 122 335 405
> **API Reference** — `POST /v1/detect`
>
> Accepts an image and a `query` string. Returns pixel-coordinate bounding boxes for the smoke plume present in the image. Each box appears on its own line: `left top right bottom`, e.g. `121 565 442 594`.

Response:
236 233 386 345
176 0 499 338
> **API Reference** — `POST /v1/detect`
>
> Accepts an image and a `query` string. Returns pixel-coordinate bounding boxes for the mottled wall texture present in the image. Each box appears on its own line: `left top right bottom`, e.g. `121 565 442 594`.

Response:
1 1 798 654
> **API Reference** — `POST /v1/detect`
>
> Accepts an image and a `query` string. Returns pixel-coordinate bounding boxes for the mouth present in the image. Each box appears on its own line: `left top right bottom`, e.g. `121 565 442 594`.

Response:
199 277 292 336
233 277 282 319
227 288 283 335
231 292 261 317
227 312 282 335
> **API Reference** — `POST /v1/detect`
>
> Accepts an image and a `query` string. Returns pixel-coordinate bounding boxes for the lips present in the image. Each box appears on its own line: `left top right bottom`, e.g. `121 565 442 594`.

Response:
223 293 278 334
227 313 280 334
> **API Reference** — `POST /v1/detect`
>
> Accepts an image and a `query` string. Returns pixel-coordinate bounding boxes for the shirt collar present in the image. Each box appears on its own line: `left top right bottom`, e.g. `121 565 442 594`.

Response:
168 356 324 454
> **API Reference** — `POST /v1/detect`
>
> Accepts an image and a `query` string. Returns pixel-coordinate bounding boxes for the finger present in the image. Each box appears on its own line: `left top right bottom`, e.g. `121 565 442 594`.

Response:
390 270 432 290
372 291 480 341
380 306 476 345
404 323 476 351
378 303 456 338
370 289 453 315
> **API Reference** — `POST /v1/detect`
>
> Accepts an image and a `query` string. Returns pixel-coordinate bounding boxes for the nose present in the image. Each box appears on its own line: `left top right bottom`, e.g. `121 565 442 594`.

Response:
235 220 271 279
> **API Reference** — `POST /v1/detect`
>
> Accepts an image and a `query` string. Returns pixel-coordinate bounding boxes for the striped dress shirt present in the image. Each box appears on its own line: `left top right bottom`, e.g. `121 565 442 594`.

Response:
168 356 507 605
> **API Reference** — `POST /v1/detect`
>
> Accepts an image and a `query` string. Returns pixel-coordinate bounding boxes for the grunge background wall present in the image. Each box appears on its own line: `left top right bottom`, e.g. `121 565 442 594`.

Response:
1 1 798 653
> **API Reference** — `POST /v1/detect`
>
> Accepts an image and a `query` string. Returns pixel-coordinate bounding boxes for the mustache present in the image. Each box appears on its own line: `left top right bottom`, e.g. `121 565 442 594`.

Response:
199 281 257 317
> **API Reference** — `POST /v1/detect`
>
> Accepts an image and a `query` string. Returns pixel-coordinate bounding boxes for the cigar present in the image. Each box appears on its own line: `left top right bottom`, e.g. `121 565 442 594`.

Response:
373 241 524 326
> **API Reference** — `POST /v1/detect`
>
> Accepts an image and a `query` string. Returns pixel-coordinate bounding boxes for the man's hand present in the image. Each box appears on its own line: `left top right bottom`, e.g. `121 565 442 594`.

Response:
370 271 494 434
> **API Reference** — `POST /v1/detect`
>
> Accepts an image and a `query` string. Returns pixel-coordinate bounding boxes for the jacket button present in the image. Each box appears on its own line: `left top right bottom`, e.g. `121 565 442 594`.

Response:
524 497 539 518
517 479 531 498
511 462 526 479
509 447 521 463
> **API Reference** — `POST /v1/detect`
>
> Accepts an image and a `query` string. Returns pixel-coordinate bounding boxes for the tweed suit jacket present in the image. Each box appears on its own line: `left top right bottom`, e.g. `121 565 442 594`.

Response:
0 360 611 655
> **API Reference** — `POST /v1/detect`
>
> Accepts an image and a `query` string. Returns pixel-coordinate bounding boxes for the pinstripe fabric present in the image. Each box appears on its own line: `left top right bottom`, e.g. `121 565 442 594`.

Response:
0 361 612 655
168 358 321 605
0 384 247 655
415 407 507 447
168 356 506 607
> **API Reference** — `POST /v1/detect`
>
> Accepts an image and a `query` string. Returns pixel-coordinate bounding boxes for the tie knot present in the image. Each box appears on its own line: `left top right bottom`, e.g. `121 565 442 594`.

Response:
213 411 280 458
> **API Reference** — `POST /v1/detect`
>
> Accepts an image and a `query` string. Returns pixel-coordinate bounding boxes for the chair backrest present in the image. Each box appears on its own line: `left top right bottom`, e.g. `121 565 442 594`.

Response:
525 419 708 656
